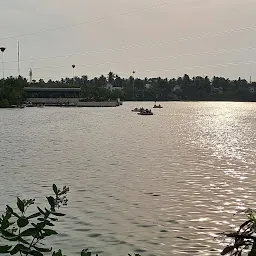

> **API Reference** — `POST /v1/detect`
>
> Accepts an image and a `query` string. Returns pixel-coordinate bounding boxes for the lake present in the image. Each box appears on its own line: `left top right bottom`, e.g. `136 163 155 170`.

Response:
0 101 255 256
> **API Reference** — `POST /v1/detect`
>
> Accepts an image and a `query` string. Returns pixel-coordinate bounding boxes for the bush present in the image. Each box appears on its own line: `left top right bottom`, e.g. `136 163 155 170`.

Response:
221 209 256 256
0 99 10 108
0 184 140 256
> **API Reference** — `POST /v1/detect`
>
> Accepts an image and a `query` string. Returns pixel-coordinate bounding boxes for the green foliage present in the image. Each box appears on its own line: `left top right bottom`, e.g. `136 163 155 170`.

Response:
0 99 9 108
29 73 256 102
221 209 256 256
0 184 70 256
1 73 256 107
0 76 27 107
0 185 141 256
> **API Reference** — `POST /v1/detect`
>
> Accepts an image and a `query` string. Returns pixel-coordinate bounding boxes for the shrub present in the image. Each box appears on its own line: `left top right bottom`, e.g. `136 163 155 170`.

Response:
0 184 140 256
221 209 256 256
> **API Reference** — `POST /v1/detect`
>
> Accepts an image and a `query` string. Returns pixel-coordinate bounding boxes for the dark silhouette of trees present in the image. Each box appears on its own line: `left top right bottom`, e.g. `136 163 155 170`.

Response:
1 73 256 107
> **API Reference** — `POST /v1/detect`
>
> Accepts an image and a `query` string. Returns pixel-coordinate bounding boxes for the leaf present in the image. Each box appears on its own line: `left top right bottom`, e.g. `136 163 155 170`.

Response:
221 246 235 255
10 244 31 255
37 207 45 215
6 205 19 218
19 245 32 253
0 245 12 253
43 229 58 236
47 197 55 209
6 205 13 214
33 246 52 253
1 219 10 229
20 228 38 237
50 217 58 221
27 212 41 219
51 212 65 217
17 236 30 245
1 236 19 242
45 221 54 227
238 219 252 233
53 184 58 195
1 230 17 238
10 244 22 255
17 217 29 228
17 198 25 213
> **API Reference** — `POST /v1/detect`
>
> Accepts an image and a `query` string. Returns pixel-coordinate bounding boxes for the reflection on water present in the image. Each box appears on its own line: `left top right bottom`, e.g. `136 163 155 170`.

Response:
0 102 256 255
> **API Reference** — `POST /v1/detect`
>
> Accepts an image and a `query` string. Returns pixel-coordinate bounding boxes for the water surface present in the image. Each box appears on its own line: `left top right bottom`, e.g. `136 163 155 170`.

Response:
0 102 255 255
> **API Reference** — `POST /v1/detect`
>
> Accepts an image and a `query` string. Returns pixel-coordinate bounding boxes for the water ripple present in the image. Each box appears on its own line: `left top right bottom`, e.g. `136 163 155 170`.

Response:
0 102 255 255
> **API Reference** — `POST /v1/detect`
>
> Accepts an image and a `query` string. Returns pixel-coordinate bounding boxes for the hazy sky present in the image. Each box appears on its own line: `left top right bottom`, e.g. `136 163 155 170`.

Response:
1 0 256 81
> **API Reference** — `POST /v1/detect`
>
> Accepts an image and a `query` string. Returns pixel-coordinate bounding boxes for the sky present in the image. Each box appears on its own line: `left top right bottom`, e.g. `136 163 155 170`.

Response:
1 0 256 81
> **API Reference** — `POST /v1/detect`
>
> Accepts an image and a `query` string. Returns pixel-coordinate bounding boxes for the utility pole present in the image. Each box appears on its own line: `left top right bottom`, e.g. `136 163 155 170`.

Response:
0 47 6 85
132 70 135 101
18 41 20 77
72 64 75 86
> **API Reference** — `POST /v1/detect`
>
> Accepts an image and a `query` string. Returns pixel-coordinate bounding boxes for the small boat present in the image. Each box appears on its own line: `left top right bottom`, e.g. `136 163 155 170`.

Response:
153 102 163 108
153 104 163 108
137 109 154 115
132 107 144 112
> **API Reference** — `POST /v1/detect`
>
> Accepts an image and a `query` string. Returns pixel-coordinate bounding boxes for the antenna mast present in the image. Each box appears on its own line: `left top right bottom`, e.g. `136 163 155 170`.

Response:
18 41 20 76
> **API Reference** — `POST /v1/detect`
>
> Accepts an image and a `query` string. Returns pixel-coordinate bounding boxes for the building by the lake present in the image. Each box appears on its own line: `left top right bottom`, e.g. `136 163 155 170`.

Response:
24 87 121 107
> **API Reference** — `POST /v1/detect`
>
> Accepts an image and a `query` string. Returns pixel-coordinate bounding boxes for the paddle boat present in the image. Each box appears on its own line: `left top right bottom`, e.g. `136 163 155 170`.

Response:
137 109 154 115
153 104 163 108
153 101 163 108
132 107 144 112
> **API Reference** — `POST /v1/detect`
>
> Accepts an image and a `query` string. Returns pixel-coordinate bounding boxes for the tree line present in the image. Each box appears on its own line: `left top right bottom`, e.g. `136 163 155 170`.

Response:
1 72 256 107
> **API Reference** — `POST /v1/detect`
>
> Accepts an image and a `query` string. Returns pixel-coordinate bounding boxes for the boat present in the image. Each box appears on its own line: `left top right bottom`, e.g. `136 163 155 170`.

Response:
153 101 163 108
153 104 163 108
137 109 154 115
132 107 144 112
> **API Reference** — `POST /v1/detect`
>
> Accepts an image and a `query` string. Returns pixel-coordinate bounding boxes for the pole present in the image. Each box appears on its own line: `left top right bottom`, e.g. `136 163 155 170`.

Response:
1 51 4 81
18 41 20 77
132 70 135 101
0 47 6 86
72 64 75 86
